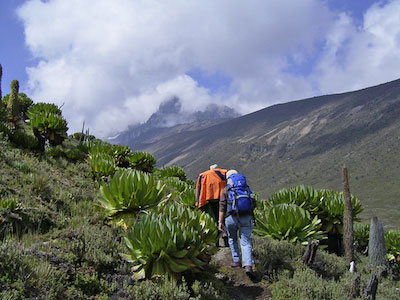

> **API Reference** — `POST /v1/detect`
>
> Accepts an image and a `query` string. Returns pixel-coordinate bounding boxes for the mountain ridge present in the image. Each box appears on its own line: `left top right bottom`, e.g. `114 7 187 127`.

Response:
130 78 400 228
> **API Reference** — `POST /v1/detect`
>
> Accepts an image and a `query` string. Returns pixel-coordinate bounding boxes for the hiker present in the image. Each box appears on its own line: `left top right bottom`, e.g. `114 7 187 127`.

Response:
218 169 256 278
196 164 228 246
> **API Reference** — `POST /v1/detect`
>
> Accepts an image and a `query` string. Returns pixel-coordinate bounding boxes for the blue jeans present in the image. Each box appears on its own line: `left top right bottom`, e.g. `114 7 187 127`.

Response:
225 214 253 267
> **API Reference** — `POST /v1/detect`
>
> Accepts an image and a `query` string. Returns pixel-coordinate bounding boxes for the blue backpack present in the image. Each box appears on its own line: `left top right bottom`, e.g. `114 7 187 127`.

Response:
227 174 255 215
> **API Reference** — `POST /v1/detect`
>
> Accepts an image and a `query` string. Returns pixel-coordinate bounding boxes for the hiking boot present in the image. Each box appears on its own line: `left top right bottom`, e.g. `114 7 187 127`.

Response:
230 262 242 268
245 266 255 279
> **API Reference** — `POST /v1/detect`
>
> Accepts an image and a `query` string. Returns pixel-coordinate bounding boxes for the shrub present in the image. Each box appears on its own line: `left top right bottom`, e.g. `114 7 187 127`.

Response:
271 266 356 300
156 165 187 181
8 127 39 150
87 152 117 180
128 151 156 172
124 276 191 300
353 222 370 252
26 102 68 149
252 237 303 281
254 203 324 244
98 169 166 228
385 230 400 273
122 203 218 279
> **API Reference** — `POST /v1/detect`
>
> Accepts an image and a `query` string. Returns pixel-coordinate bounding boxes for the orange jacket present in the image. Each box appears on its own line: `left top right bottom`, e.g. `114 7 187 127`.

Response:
195 168 227 208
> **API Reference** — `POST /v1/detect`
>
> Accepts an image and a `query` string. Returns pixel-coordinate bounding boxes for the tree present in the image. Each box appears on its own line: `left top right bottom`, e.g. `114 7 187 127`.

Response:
26 102 68 151
7 80 20 122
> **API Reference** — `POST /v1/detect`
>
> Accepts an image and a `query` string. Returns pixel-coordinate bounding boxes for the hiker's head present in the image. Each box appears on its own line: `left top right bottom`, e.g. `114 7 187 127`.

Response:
226 170 237 185
226 169 238 179
210 164 218 170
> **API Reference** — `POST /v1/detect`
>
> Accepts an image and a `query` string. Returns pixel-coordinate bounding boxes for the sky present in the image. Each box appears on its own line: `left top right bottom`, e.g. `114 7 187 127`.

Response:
1 0 400 138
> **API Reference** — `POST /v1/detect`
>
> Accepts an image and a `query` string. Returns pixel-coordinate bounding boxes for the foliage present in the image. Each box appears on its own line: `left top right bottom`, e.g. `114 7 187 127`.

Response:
122 203 218 279
385 230 400 273
3 93 33 119
254 203 324 244
263 186 363 240
27 102 68 148
87 152 117 180
7 80 19 122
98 169 166 228
124 276 191 300
353 222 370 251
88 140 131 167
156 165 187 181
252 236 303 281
271 266 357 300
128 151 156 172
317 189 363 235
160 177 196 208
8 126 39 150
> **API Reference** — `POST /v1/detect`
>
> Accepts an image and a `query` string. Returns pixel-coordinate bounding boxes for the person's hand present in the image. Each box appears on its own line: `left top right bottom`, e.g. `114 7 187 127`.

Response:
218 221 225 232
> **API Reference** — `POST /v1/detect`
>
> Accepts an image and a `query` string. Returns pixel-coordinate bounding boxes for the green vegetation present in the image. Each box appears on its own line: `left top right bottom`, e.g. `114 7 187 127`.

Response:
26 102 69 150
7 80 20 123
0 71 399 298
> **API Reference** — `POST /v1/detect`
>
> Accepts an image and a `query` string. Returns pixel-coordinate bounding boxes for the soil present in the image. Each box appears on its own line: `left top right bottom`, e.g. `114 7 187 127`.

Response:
212 247 273 300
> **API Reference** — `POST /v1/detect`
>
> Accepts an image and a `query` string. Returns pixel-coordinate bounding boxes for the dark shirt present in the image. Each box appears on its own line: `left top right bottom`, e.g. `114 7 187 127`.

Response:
219 186 229 213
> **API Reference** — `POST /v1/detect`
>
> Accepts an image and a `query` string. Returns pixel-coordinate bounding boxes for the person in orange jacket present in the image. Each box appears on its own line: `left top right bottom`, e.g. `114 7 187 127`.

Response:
195 164 228 246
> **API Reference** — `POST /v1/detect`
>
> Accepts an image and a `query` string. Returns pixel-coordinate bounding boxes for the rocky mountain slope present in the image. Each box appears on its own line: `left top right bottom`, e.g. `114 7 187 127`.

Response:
109 97 240 147
132 79 400 228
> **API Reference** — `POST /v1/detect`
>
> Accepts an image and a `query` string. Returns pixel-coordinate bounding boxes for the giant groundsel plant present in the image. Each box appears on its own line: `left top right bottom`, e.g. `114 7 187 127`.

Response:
122 203 218 279
98 169 166 228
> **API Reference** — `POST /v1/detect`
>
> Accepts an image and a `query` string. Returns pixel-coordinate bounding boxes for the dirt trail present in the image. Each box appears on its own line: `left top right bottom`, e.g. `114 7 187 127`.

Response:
212 247 272 300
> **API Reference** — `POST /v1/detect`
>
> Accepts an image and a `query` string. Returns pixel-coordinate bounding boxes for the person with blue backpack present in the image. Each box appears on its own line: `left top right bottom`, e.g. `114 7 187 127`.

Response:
218 169 256 279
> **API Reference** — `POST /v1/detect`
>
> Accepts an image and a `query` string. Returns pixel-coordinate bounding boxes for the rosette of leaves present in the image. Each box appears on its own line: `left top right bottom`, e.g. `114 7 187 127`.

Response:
385 230 400 272
122 203 217 279
161 176 188 196
353 223 370 252
128 151 156 173
159 177 196 208
88 141 131 167
98 169 166 228
87 152 116 179
26 102 68 148
155 165 187 181
177 188 197 208
317 190 363 235
266 185 322 214
254 204 324 244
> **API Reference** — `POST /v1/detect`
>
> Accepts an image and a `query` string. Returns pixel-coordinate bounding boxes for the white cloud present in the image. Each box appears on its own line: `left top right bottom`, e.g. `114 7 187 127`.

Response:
314 0 400 94
16 0 400 138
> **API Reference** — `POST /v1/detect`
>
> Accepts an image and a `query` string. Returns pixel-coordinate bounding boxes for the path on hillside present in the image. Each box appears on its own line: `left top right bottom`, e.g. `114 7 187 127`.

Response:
212 247 272 300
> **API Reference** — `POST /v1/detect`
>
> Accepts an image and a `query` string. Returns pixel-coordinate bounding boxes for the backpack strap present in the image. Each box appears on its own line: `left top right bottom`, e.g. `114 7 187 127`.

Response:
196 174 202 205
213 169 226 181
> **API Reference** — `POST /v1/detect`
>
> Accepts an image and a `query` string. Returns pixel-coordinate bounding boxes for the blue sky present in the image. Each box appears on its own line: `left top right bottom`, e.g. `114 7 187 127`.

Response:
1 0 399 138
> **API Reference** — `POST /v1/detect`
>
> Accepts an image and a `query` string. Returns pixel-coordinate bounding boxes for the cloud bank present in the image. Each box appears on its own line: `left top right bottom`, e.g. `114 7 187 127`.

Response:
16 0 400 137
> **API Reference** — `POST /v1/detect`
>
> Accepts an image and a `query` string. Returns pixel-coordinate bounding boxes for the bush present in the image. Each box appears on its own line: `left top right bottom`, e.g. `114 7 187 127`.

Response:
156 165 187 181
253 237 303 281
254 203 324 244
122 203 218 279
125 276 191 300
271 266 356 300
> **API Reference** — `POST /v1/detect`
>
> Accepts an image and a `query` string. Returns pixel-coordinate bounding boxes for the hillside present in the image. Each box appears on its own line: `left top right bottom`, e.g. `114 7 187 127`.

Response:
133 79 400 229
1 92 400 299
